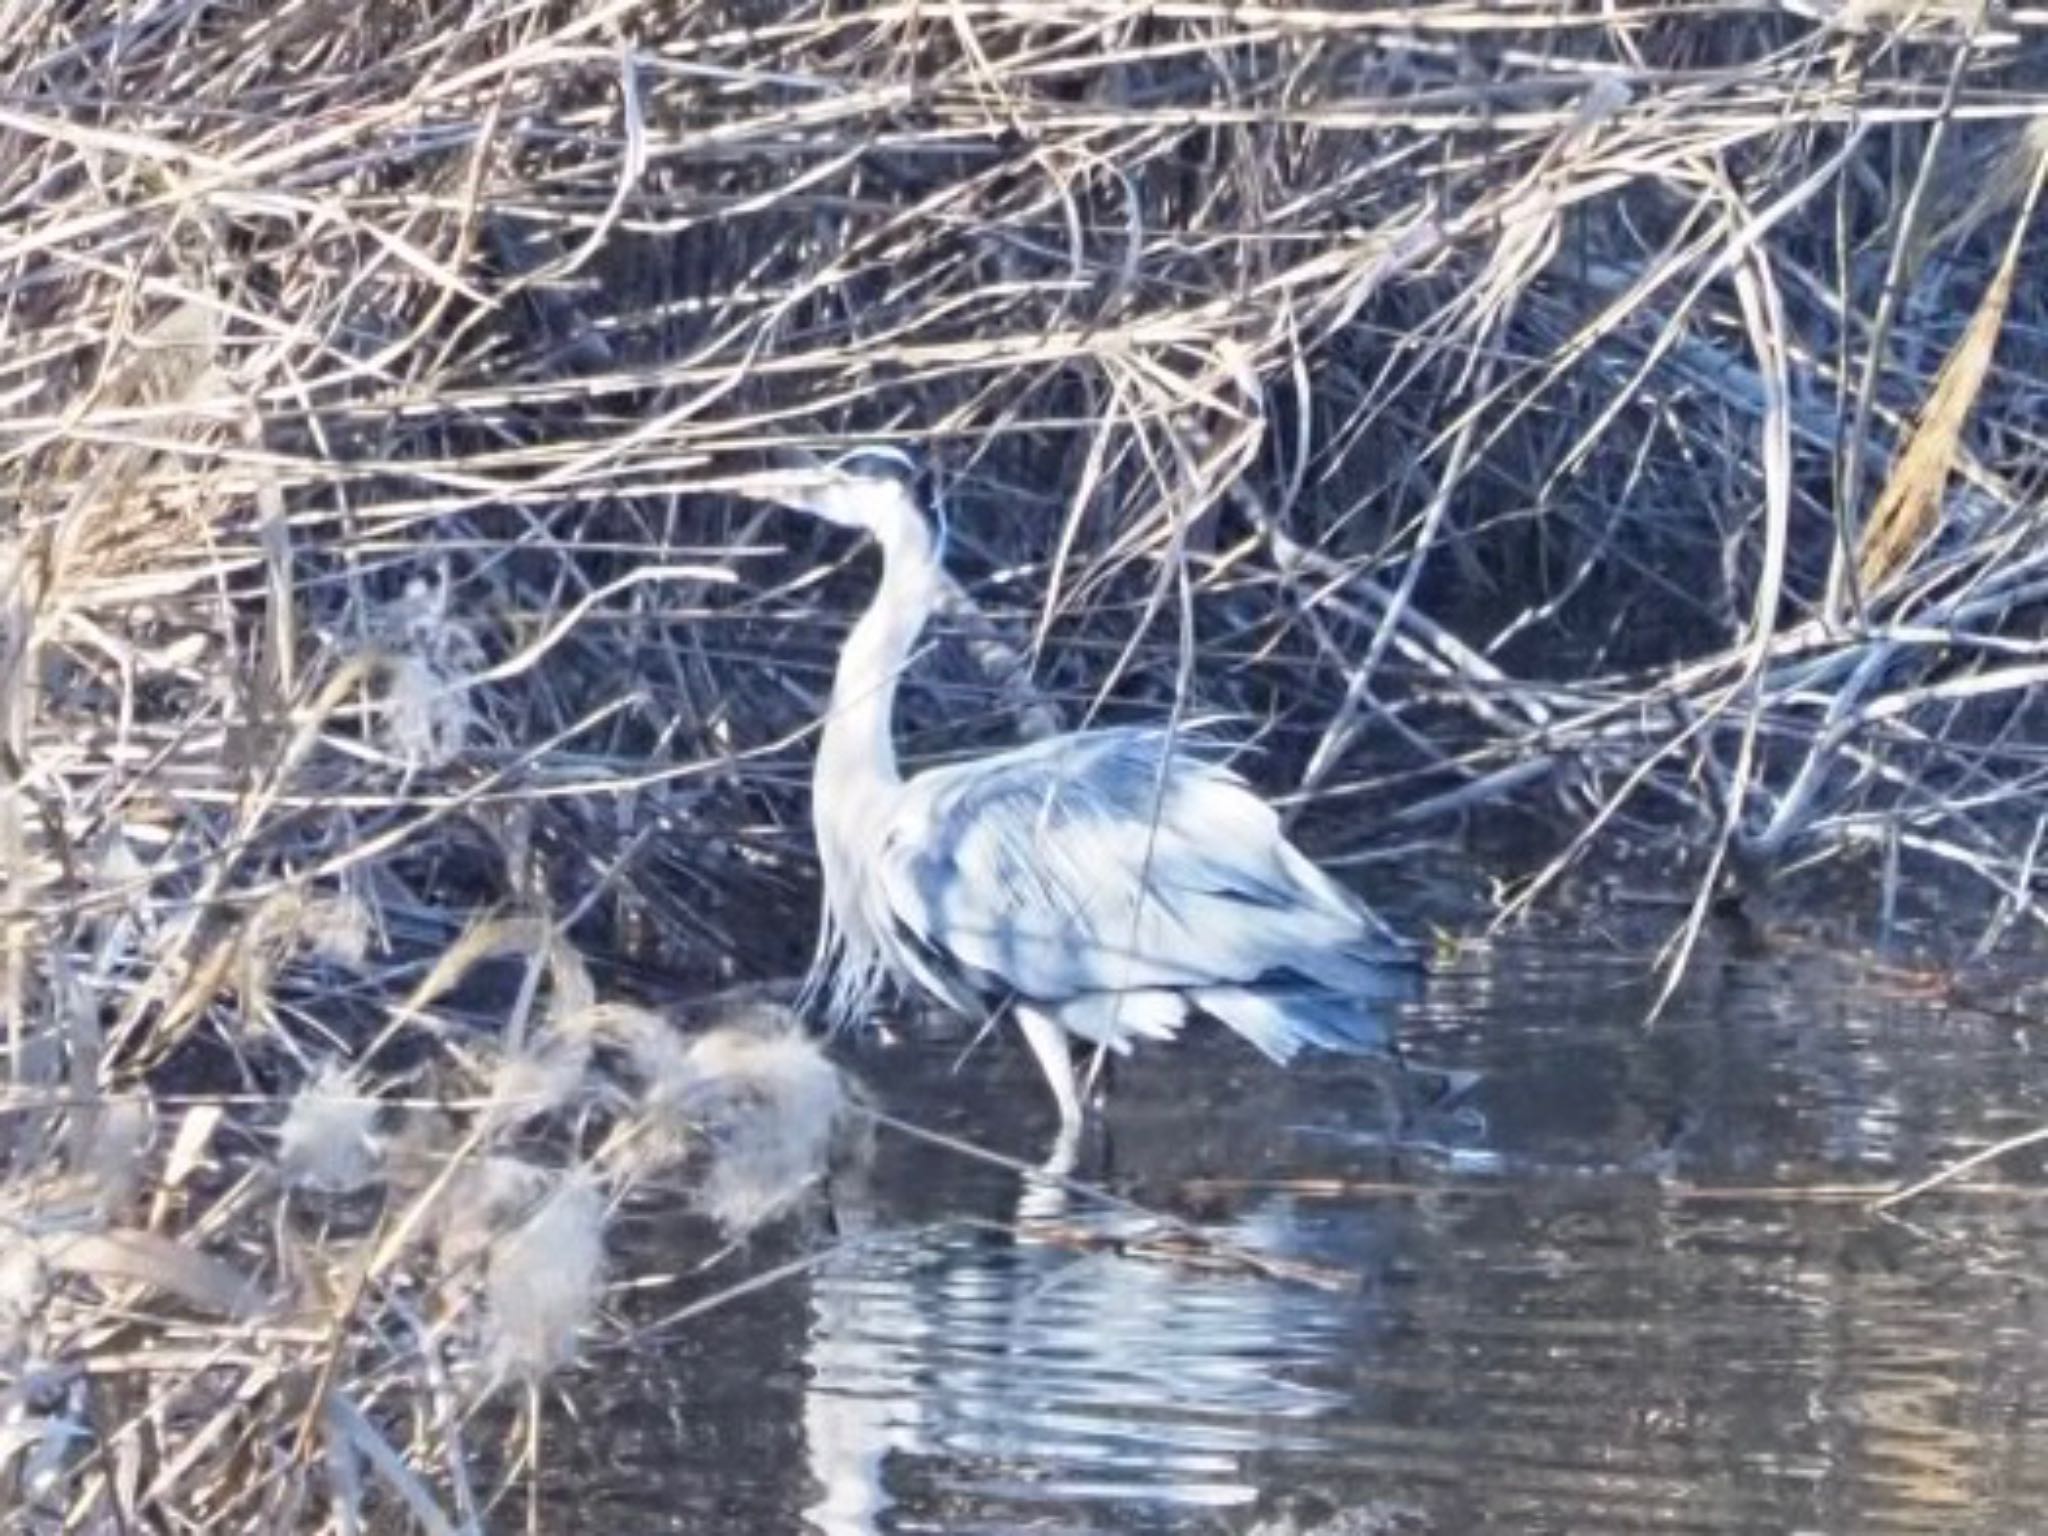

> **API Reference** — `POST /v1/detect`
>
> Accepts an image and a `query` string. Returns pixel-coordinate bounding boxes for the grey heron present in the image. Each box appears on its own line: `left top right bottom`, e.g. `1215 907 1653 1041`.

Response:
771 448 1432 1162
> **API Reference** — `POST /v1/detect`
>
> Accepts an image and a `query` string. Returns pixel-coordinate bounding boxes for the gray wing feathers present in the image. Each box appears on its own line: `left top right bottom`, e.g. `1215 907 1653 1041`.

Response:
869 728 1414 1055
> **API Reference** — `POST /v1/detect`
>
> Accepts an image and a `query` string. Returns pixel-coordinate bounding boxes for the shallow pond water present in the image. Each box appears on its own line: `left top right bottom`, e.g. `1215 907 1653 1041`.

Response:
551 939 2048 1534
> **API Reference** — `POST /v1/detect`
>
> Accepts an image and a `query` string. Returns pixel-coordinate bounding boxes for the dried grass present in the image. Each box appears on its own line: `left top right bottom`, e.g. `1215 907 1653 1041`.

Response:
3 0 2047 1527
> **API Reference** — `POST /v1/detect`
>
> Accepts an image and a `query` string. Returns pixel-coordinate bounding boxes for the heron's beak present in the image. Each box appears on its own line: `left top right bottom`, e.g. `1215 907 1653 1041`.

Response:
729 450 917 532
731 467 854 520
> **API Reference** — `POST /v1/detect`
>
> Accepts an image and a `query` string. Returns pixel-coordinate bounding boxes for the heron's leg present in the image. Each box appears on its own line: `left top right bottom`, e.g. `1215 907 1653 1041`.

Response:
1081 1042 1112 1101
1015 1005 1083 1173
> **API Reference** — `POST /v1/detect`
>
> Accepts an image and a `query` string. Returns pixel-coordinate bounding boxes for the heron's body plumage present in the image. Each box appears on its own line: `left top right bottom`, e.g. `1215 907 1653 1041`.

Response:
852 726 1416 1059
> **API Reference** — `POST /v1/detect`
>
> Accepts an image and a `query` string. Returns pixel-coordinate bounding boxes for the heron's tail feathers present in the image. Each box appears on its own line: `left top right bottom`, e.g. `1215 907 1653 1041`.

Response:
1194 978 1409 1064
1054 989 1188 1053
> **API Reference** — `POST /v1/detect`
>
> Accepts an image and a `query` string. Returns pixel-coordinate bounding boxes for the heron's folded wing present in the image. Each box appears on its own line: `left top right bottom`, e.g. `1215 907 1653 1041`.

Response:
870 729 1383 1003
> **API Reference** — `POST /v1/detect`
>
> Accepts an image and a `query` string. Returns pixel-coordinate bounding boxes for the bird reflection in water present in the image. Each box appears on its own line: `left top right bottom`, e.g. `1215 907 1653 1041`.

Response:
796 1145 1372 1533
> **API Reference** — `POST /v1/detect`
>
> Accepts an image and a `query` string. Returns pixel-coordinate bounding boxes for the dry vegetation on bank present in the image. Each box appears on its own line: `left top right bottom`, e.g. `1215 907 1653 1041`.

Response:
3 0 2046 1528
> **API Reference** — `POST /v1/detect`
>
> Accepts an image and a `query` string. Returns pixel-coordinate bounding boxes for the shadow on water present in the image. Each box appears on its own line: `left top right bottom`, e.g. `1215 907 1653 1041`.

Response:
558 941 2048 1534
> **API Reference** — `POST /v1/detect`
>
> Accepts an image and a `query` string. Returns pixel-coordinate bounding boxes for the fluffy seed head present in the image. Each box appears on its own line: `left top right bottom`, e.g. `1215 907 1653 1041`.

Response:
667 1020 851 1235
483 1173 607 1382
277 1063 382 1194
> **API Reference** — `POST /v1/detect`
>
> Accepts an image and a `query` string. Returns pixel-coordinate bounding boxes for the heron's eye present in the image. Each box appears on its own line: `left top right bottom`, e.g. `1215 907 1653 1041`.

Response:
834 447 940 532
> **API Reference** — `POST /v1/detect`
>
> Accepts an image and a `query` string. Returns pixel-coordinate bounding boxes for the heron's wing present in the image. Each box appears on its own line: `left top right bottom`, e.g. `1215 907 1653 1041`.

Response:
870 728 1407 1008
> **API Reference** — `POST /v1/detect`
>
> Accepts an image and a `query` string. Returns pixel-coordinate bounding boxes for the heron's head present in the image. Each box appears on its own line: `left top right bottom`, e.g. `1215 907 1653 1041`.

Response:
774 446 943 550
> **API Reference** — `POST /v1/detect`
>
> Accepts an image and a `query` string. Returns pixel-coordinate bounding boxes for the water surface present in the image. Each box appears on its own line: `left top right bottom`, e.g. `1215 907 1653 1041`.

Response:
556 940 2048 1534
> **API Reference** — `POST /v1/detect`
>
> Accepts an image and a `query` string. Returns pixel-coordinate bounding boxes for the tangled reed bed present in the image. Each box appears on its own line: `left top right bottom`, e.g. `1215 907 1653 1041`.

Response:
3 0 2047 1527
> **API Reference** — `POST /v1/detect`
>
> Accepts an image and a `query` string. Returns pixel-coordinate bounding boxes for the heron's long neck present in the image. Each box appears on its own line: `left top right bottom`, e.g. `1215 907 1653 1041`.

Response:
817 512 940 802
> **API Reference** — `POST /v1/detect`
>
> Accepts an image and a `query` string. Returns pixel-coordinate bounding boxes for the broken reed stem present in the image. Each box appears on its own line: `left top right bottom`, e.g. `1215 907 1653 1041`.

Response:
1182 1174 2048 1207
1871 1125 2048 1212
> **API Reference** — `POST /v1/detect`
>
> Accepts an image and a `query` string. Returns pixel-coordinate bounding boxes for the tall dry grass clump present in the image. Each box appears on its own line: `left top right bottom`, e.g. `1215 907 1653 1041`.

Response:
2 0 2046 1526
1 900 856 1528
